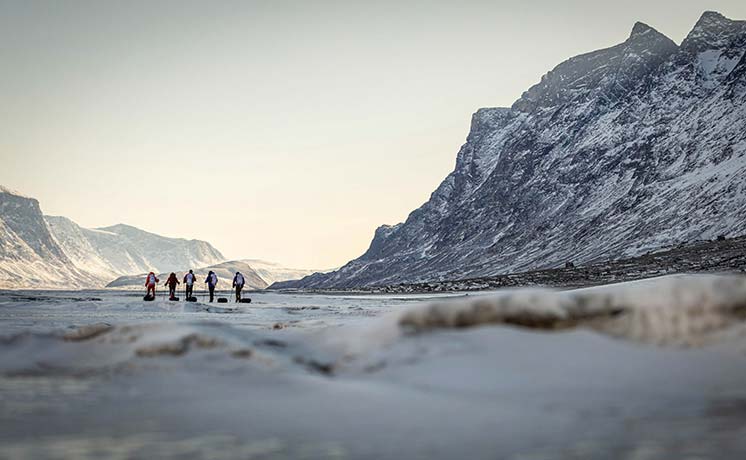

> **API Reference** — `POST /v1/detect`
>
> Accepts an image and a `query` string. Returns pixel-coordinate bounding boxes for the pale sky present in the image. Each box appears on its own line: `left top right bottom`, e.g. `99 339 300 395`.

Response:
2 0 745 269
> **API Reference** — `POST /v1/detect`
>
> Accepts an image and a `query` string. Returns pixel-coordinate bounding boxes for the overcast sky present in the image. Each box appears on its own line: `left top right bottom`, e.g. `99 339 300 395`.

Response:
2 0 745 268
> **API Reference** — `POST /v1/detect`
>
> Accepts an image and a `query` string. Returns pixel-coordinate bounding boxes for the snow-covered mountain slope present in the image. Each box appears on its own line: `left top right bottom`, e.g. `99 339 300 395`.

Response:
106 260 267 290
69 222 225 276
1 188 227 289
43 216 122 281
0 191 102 289
277 11 746 289
106 258 322 290
239 259 323 285
44 217 226 282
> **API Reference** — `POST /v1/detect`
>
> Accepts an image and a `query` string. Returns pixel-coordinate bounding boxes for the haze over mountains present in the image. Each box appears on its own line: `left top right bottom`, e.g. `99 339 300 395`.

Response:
276 11 746 289
0 188 315 289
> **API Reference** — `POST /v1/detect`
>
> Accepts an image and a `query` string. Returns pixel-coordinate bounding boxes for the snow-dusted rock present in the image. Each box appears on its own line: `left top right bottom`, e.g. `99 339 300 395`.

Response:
278 11 746 289
0 190 103 289
0 189 226 289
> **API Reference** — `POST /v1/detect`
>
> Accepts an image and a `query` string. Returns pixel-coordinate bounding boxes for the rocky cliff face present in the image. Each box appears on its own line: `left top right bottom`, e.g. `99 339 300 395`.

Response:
0 190 101 288
76 223 226 276
45 218 226 280
1 189 226 289
277 11 746 289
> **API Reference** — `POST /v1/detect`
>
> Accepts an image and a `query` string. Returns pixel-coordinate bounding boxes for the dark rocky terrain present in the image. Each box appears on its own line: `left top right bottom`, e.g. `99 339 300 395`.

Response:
301 235 746 293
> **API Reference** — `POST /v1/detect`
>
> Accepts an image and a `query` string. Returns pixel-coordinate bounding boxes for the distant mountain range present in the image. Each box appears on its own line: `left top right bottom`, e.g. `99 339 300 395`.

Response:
275 11 746 289
0 188 316 289
105 260 269 290
45 217 226 280
236 259 325 286
105 259 322 290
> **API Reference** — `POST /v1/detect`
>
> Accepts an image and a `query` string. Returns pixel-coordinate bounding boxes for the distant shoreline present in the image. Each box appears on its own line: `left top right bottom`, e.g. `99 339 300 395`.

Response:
272 235 746 295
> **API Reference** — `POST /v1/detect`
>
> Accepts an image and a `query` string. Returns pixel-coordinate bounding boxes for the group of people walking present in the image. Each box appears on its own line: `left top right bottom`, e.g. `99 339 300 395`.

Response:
144 270 247 302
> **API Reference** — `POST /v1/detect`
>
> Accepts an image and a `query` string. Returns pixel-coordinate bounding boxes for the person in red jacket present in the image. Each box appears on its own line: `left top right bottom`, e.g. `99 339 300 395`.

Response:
145 272 159 298
164 272 180 300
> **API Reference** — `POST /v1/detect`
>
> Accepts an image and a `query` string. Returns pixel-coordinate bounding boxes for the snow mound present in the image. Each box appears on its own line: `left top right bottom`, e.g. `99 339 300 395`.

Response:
0 321 319 376
397 274 746 346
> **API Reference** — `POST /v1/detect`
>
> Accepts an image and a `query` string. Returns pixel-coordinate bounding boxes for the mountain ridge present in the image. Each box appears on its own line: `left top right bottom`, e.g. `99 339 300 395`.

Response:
1 188 319 289
105 260 268 291
0 188 227 289
274 11 746 289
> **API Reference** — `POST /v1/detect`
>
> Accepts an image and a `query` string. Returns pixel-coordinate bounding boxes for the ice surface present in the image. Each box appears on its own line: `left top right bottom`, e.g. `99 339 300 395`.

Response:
2 275 746 458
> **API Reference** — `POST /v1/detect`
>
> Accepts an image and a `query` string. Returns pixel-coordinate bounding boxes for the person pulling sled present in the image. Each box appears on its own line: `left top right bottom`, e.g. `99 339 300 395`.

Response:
145 272 159 299
233 271 245 302
183 269 196 299
165 272 180 300
205 270 218 303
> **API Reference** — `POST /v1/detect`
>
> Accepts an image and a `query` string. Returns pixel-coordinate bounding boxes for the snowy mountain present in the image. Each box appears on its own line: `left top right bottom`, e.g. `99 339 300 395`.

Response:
0 190 102 288
48 219 226 277
105 258 323 289
239 259 323 285
105 258 321 290
0 188 226 289
106 260 268 290
276 11 746 289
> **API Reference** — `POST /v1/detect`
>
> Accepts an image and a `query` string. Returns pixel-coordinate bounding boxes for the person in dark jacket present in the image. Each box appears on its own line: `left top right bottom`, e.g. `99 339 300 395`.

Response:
232 271 245 302
204 270 218 302
183 269 196 299
164 272 180 300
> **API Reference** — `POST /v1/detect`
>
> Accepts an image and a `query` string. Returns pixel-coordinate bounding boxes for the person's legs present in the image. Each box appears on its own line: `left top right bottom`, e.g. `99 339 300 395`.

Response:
209 285 215 302
186 285 193 298
235 286 241 302
169 286 175 298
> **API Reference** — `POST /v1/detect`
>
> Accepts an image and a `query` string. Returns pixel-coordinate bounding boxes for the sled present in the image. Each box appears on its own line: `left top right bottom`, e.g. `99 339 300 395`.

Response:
169 297 180 302
143 295 155 301
217 298 228 303
239 298 252 303
186 297 198 302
